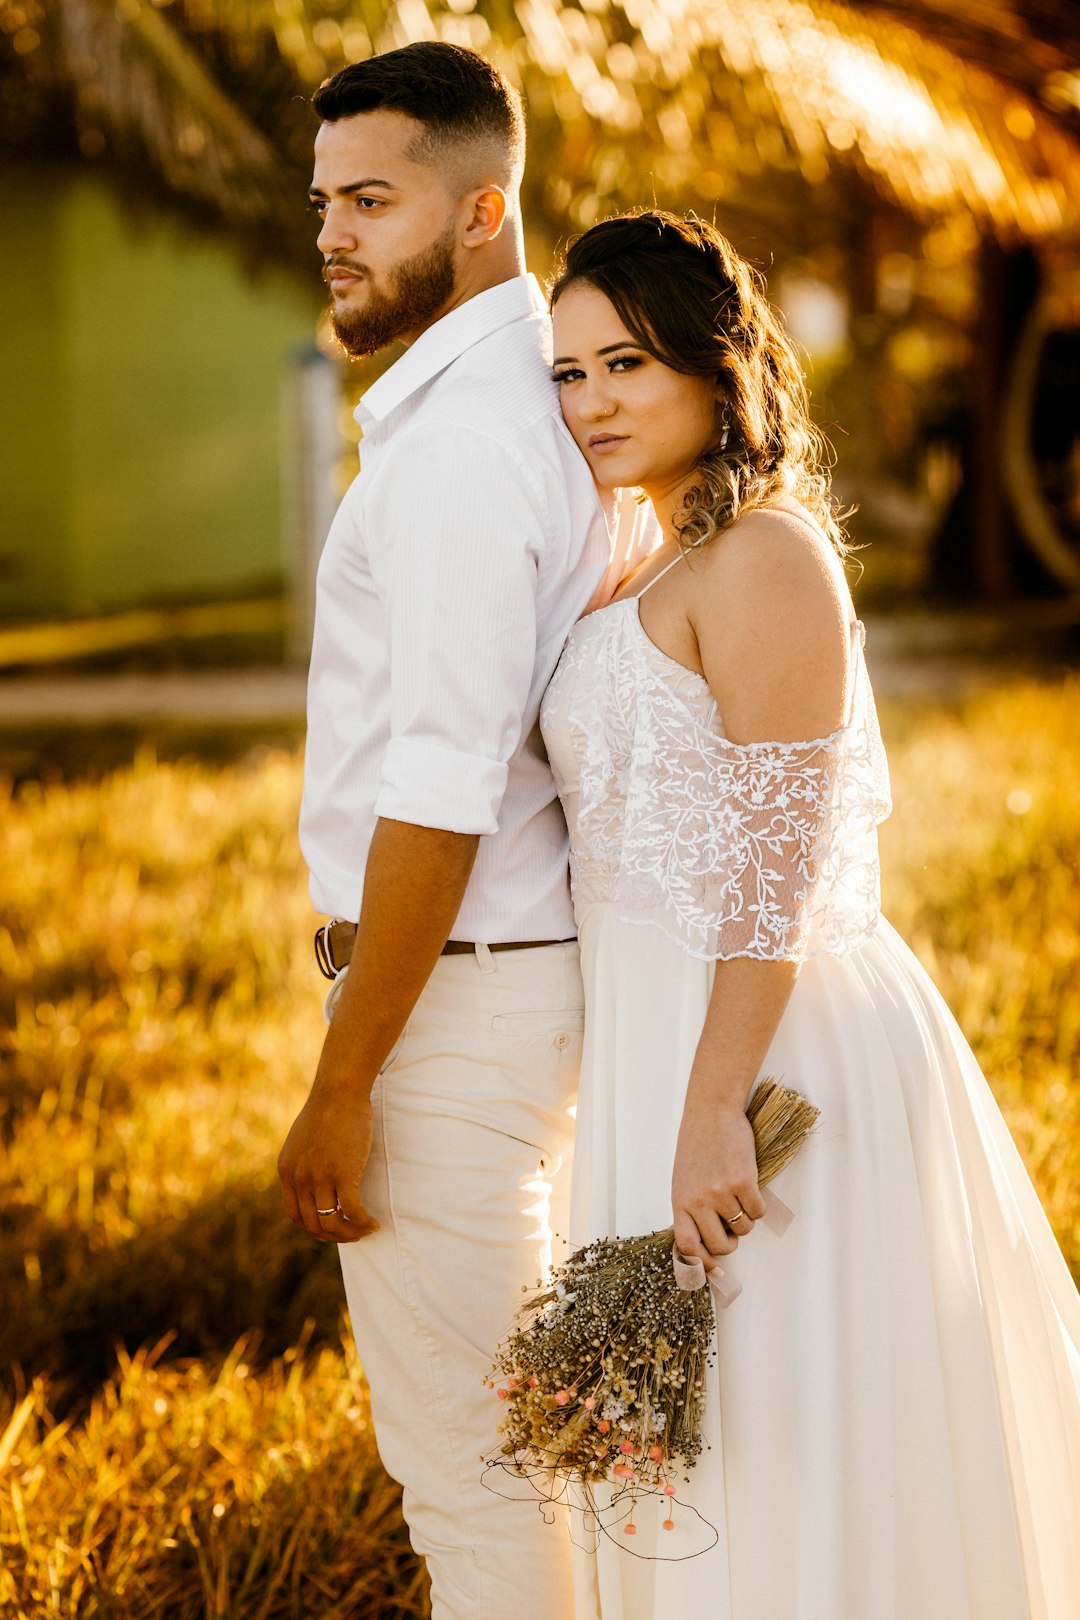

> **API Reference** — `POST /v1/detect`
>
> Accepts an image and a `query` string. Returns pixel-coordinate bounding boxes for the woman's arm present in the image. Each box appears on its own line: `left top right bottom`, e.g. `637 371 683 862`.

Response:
673 957 799 1261
671 509 851 1267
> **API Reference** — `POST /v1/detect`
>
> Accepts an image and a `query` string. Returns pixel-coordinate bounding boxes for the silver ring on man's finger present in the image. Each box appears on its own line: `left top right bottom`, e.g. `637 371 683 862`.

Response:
316 1204 341 1217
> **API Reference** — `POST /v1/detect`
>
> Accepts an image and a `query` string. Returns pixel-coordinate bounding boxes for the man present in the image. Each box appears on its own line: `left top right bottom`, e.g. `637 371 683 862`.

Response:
278 42 609 1619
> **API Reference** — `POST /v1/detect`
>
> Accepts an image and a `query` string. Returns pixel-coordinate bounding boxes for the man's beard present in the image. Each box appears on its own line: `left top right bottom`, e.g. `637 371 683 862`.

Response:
328 225 458 358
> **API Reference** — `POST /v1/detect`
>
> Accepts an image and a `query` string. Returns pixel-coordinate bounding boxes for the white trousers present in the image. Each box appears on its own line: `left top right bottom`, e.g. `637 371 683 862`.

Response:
331 942 584 1620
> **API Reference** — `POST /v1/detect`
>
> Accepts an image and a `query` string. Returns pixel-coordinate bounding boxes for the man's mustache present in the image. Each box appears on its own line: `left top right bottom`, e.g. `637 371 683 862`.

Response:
322 257 370 283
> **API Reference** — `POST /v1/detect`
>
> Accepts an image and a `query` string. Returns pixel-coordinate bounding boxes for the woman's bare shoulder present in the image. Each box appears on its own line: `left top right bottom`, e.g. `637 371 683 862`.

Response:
686 502 853 743
690 502 850 623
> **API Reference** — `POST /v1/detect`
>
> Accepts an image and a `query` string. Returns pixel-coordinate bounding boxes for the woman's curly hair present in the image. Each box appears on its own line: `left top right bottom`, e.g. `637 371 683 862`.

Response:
550 210 846 556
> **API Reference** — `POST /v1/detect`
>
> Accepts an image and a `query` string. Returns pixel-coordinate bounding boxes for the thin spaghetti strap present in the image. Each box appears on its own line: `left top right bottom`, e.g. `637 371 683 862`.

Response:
634 554 683 599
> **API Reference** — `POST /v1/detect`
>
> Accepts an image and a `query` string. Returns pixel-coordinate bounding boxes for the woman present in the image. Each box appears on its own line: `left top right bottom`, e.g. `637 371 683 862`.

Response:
539 212 1080 1619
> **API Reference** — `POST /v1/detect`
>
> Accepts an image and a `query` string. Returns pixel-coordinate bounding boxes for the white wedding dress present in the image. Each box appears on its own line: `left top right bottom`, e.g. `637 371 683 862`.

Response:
539 554 1080 1620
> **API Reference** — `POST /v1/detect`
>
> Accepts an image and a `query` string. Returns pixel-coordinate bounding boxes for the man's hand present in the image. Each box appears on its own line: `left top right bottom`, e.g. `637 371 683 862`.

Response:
278 1082 378 1243
278 817 480 1244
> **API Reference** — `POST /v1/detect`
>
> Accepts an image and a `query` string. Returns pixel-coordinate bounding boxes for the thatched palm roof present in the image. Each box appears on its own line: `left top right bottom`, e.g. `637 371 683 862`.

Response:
1 0 308 259
2 0 1078 263
860 1 1080 120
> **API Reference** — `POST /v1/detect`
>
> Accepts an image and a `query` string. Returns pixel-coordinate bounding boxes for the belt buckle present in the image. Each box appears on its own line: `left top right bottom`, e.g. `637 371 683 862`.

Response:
314 917 346 981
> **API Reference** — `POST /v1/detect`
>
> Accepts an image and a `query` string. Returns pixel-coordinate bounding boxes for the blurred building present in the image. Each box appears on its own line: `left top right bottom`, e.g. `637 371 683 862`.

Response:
0 170 319 621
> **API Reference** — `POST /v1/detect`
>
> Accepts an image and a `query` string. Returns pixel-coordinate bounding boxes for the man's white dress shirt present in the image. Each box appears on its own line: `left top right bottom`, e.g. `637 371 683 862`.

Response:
300 273 611 942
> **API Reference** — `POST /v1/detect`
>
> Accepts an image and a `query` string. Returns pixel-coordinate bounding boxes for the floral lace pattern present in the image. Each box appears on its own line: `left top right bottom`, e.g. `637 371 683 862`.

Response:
541 601 892 961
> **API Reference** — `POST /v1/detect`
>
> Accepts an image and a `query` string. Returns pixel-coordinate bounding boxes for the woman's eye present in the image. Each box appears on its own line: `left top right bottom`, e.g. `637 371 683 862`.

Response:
608 355 642 373
553 368 584 384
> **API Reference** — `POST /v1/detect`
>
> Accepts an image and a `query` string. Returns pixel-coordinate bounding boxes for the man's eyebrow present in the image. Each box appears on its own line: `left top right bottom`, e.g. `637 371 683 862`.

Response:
307 178 398 199
552 342 647 365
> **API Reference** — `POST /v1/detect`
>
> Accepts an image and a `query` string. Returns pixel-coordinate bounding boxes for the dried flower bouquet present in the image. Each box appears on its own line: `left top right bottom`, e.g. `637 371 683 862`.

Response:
486 1077 819 1533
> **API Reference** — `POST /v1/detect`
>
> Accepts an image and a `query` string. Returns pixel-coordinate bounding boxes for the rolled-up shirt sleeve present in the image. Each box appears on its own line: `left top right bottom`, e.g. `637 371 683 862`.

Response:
365 421 543 835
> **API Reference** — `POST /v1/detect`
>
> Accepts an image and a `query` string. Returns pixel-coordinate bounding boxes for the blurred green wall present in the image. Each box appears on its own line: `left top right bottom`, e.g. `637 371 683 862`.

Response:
0 171 321 619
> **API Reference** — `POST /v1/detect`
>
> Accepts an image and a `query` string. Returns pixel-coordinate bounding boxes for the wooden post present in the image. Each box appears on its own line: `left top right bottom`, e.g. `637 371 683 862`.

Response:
281 346 342 666
970 236 1013 600
971 238 1043 600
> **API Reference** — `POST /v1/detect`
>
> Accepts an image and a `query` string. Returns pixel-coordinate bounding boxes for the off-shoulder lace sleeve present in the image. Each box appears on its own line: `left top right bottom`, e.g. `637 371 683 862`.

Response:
563 613 892 962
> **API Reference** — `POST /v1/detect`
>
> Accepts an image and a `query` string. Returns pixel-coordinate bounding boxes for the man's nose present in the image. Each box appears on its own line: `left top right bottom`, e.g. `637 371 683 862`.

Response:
316 201 355 255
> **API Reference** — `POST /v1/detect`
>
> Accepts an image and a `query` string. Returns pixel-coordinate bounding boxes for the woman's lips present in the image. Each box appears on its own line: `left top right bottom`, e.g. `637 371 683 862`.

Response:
587 435 629 454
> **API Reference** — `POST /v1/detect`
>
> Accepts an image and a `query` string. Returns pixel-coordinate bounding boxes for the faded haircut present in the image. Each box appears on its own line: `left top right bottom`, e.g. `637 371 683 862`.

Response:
312 43 525 198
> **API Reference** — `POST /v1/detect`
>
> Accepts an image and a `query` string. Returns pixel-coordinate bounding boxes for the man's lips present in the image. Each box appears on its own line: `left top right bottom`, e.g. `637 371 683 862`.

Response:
324 264 365 293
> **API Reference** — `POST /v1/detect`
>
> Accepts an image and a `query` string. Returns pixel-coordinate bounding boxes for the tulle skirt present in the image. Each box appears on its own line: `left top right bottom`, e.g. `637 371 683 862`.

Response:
569 908 1080 1620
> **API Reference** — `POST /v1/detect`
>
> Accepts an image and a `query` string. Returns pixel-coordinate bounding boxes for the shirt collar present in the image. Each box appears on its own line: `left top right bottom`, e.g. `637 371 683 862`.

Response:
355 273 547 432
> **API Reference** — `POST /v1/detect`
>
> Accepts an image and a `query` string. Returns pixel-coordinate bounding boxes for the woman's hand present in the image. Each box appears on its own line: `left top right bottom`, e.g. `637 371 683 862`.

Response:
672 1096 767 1265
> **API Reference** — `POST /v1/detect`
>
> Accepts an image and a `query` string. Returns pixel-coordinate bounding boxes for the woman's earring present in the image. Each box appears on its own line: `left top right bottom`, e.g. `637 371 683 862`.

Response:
719 402 731 452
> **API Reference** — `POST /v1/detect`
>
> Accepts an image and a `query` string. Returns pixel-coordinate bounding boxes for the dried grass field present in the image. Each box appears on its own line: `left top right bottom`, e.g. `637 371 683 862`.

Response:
2 675 1078 1618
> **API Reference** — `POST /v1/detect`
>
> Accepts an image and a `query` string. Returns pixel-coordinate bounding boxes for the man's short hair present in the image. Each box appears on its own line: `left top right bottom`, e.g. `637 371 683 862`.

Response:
313 43 525 195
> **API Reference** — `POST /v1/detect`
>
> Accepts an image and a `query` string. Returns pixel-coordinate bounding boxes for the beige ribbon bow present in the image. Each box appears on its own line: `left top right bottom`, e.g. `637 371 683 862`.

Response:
671 1187 794 1308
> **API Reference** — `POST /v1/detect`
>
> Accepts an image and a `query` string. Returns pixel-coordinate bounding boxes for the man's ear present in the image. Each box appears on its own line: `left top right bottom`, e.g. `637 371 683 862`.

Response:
461 185 508 248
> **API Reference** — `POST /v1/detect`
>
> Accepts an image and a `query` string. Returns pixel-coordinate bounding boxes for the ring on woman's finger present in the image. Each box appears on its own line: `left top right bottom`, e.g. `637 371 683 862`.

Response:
316 1204 342 1217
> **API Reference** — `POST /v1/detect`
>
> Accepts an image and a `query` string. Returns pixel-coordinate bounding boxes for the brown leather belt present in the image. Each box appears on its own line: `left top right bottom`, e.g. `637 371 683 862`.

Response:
314 918 572 980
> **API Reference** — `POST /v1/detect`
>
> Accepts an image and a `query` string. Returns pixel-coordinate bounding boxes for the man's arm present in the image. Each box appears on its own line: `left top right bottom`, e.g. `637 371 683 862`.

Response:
281 423 546 1242
278 817 478 1243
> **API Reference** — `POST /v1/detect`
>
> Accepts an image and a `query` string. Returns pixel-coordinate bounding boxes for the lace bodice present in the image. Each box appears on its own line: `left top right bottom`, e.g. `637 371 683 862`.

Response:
540 596 891 962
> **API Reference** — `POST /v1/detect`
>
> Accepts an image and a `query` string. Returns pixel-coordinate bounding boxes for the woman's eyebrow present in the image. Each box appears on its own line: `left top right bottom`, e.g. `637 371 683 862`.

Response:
552 341 646 365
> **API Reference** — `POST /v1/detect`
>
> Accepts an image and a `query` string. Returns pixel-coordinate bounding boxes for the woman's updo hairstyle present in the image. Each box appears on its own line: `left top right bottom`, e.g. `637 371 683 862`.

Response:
550 210 846 555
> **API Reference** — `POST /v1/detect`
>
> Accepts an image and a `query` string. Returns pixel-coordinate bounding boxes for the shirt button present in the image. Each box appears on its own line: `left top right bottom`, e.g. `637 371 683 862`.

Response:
554 1032 570 1050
